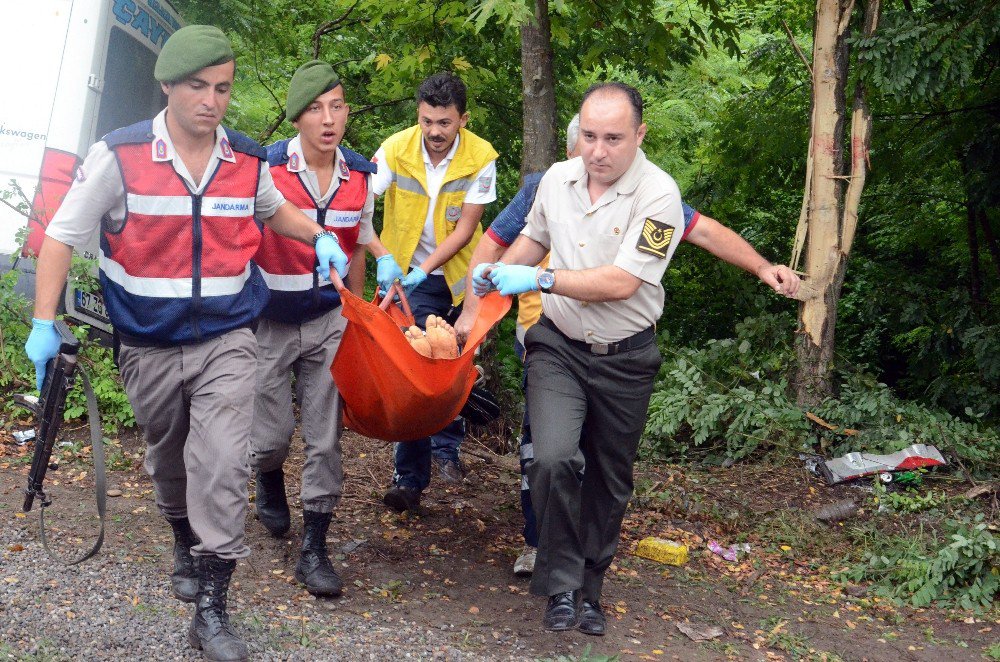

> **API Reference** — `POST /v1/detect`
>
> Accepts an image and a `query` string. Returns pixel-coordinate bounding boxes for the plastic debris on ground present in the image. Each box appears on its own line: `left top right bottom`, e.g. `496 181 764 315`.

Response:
818 444 946 485
12 430 35 445
707 540 751 562
675 622 725 641
812 498 860 523
634 537 688 566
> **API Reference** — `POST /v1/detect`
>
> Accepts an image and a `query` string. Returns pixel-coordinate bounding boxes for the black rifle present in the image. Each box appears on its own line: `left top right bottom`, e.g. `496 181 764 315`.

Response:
18 320 79 512
14 320 106 564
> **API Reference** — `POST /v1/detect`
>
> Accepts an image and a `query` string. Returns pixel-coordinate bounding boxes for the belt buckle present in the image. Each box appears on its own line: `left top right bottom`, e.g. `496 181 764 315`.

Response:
590 342 610 355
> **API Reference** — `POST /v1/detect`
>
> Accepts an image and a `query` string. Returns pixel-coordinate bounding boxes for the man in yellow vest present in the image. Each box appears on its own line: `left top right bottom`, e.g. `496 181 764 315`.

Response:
370 72 498 511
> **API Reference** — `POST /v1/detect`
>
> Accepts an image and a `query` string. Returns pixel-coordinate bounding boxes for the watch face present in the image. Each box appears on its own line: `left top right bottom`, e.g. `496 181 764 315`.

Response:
539 271 555 291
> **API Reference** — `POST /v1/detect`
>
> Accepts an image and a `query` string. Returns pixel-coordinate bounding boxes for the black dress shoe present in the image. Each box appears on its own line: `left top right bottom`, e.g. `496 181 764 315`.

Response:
577 600 606 636
383 485 421 513
543 590 579 631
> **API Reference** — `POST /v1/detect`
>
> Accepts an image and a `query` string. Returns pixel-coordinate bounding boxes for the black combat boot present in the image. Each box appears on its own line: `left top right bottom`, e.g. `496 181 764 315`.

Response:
294 510 343 597
167 517 200 603
188 555 248 662
255 468 290 537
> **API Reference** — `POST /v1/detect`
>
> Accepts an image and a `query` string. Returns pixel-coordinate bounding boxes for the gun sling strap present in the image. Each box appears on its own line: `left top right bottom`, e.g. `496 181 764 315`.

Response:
39 370 106 565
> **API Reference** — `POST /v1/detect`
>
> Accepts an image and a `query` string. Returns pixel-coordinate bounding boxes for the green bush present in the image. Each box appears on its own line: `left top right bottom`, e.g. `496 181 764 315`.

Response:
0 261 134 433
644 314 1000 476
839 515 1000 611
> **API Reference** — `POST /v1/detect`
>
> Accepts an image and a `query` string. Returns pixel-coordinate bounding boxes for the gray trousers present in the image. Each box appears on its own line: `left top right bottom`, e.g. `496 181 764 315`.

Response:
524 320 662 602
249 310 346 513
118 328 258 560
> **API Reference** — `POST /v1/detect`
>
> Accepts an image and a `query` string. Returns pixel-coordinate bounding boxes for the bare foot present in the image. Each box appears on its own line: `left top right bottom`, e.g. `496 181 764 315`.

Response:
425 315 459 359
404 325 432 357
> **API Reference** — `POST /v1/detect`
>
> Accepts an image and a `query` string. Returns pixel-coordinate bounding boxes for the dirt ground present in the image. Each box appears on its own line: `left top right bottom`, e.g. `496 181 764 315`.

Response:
1 423 998 661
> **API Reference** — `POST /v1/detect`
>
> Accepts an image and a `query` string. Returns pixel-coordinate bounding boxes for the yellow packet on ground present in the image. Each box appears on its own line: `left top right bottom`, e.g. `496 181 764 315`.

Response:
634 537 689 566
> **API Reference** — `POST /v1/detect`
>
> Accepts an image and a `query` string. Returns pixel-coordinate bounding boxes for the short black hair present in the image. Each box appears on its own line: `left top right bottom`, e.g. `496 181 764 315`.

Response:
416 72 467 115
580 82 643 128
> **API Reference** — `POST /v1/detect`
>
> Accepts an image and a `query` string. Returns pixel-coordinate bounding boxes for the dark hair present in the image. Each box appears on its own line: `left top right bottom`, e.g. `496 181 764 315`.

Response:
580 82 643 128
416 72 467 115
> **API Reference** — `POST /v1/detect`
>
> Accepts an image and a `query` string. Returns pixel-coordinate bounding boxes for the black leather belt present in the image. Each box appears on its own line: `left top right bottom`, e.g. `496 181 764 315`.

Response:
539 316 655 356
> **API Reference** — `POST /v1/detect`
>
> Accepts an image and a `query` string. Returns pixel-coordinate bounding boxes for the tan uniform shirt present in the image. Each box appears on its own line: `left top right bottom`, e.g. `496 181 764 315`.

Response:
521 149 684 344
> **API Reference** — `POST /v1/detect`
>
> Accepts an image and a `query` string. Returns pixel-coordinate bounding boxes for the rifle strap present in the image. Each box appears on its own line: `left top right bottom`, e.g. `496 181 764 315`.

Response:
39 369 106 565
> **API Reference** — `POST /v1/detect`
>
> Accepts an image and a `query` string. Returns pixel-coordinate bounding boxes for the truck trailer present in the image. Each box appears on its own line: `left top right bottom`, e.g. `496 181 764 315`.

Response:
0 0 183 333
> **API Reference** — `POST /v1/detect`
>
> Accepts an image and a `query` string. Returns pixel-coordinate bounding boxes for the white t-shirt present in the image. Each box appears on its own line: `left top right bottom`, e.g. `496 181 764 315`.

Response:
46 108 285 249
371 133 496 274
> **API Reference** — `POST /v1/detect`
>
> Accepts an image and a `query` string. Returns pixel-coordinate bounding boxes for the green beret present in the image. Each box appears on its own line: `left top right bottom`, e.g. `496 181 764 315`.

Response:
287 60 342 121
155 25 234 83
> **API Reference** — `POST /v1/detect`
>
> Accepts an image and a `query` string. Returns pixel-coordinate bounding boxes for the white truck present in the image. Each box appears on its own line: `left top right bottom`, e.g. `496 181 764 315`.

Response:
0 0 183 334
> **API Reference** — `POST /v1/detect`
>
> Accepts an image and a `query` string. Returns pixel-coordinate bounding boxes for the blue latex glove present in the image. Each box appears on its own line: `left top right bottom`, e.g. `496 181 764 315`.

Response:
376 254 404 293
315 233 348 281
400 266 427 295
472 262 501 297
25 318 61 391
489 264 540 296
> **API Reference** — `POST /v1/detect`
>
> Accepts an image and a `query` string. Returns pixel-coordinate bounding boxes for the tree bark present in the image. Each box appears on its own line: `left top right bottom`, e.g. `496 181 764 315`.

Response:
519 0 559 178
793 0 855 405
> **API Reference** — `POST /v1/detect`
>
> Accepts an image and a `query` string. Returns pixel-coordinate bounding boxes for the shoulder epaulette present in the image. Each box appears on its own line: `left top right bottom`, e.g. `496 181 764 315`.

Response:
223 127 267 160
340 146 377 175
266 139 292 167
103 120 155 147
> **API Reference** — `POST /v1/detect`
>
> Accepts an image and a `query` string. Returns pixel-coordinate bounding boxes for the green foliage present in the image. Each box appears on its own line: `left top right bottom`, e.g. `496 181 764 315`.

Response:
871 478 950 514
645 313 808 460
0 260 133 432
0 269 33 393
645 314 1000 475
839 515 1000 611
855 0 1000 104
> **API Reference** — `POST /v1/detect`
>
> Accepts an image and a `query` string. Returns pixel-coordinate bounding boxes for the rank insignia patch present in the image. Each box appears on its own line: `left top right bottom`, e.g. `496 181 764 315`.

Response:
445 205 462 221
339 159 350 178
220 138 234 160
289 153 300 170
154 139 168 160
636 219 674 258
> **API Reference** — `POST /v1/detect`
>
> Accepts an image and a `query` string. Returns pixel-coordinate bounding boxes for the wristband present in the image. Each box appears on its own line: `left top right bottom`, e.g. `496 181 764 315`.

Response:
313 230 337 246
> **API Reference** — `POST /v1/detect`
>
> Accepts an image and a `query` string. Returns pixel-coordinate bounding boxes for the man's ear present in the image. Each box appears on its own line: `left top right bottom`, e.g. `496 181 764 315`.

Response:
636 122 647 145
161 82 171 96
459 111 470 129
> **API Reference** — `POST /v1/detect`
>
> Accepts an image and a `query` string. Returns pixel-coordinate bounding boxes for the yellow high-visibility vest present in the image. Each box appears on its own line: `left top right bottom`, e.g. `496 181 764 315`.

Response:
379 125 498 305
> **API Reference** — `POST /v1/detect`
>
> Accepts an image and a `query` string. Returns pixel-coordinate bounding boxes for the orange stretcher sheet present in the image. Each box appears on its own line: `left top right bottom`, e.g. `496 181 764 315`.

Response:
331 284 510 442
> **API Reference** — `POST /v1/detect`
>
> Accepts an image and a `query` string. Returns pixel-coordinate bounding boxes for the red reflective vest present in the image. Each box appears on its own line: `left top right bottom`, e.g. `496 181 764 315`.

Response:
100 120 268 343
255 140 376 323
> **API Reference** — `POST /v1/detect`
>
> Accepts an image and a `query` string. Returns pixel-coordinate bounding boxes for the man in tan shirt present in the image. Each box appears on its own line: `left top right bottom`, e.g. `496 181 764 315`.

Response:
481 82 799 636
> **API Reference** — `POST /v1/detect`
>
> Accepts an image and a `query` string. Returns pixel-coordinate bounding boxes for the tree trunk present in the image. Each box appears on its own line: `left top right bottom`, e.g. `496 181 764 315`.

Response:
793 0 881 405
519 0 559 178
793 0 855 405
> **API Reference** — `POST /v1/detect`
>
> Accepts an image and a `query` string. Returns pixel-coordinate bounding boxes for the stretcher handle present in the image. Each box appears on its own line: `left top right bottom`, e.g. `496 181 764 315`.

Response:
378 280 414 320
328 271 413 320
329 271 347 291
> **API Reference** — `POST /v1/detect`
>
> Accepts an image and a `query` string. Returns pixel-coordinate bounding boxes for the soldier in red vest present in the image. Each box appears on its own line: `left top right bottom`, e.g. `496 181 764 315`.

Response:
24 26 350 661
251 61 403 598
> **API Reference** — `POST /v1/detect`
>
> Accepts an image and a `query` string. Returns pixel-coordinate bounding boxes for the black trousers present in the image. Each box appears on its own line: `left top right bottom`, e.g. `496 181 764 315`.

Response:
524 319 662 602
